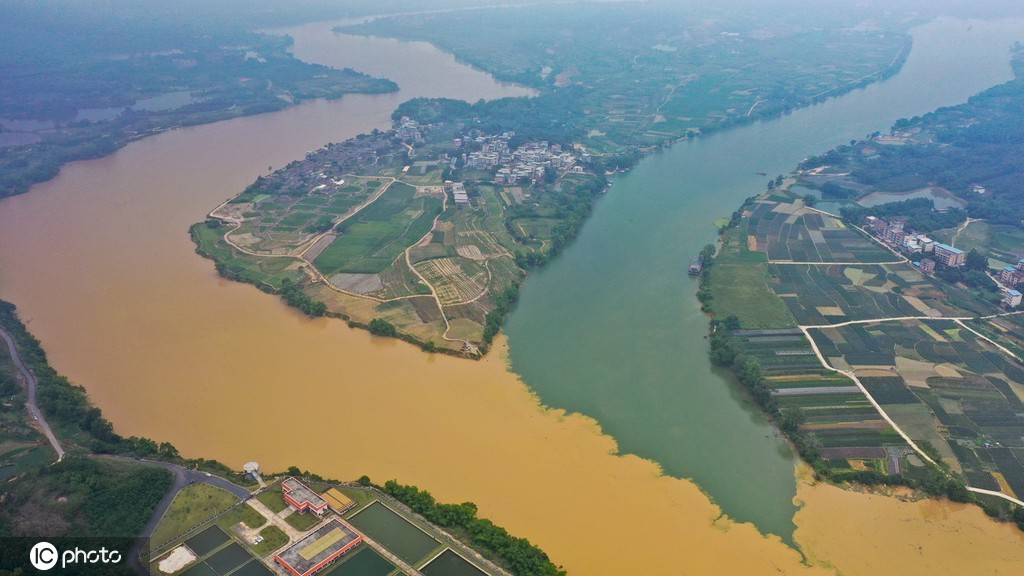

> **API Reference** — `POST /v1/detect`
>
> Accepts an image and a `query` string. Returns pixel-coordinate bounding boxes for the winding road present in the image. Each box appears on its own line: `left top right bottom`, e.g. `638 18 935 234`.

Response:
109 455 253 575
0 325 65 461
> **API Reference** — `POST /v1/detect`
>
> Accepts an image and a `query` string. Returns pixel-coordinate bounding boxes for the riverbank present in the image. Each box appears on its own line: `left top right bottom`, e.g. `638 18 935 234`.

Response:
702 177 1024 531
0 5 398 199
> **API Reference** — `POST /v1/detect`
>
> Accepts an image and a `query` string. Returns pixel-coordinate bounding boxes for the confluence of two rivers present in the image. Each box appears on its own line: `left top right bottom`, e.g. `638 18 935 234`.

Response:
0 16 1022 576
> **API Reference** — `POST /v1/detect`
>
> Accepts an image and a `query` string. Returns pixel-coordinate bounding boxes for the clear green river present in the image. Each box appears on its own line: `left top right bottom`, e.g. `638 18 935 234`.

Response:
504 17 1024 541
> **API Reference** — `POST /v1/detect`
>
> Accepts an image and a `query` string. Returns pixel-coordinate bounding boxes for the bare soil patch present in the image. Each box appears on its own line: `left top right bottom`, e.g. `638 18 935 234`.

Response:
157 546 197 574
330 273 384 294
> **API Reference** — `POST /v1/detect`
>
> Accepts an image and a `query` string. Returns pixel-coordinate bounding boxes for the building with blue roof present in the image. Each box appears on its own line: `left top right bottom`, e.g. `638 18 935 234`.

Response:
933 243 965 267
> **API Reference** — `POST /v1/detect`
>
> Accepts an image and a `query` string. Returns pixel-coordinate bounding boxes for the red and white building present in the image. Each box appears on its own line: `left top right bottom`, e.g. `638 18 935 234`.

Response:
274 519 363 576
282 477 329 516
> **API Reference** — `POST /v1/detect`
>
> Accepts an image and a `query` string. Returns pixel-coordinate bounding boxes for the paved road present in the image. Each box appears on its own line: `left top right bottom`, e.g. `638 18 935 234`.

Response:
102 455 252 575
247 497 301 540
0 326 65 461
112 456 252 539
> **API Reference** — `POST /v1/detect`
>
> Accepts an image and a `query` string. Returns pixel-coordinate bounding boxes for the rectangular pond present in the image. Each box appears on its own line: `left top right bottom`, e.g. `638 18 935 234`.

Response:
422 549 487 576
347 501 439 565
324 547 396 576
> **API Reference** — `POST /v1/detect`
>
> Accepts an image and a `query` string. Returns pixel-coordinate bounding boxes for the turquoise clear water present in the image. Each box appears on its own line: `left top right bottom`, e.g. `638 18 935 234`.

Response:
503 17 1024 542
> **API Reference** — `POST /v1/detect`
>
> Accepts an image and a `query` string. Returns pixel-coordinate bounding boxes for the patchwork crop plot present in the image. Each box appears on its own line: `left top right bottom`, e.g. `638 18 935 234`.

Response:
745 201 893 263
414 257 488 305
808 318 1024 496
226 176 388 256
731 329 906 469
716 166 1024 499
314 183 442 275
770 263 971 324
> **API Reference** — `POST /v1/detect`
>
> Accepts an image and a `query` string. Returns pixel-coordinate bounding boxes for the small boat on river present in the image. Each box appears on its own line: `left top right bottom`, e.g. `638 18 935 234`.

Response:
688 255 704 275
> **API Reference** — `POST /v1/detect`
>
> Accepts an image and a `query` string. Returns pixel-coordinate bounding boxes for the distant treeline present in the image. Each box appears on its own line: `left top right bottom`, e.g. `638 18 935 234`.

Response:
0 1 399 198
393 91 585 149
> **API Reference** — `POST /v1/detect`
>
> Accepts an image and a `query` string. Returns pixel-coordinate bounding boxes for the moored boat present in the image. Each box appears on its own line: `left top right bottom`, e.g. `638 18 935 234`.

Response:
688 255 703 275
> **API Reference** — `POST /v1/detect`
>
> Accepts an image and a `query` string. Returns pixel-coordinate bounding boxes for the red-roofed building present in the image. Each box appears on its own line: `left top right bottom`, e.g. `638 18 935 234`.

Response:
282 477 328 516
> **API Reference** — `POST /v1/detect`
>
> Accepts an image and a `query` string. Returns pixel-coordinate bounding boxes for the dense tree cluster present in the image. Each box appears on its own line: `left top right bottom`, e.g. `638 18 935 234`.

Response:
0 458 171 535
394 90 585 148
839 197 965 233
279 279 327 317
816 69 1024 228
512 173 609 270
383 480 565 576
483 285 520 344
0 455 170 575
368 318 398 337
820 180 859 199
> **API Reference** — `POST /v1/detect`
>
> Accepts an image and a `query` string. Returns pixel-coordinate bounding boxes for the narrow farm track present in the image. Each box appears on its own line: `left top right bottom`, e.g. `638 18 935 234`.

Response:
209 176 397 263
403 192 477 353
207 173 523 353
950 217 982 249
796 311 1024 508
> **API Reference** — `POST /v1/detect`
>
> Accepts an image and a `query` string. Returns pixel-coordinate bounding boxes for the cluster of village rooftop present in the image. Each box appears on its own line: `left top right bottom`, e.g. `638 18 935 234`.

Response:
864 216 1022 308
398 118 588 186
460 134 587 185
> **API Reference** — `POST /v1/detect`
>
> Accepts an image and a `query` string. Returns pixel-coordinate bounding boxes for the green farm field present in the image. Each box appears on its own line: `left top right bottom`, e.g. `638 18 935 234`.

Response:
708 227 795 329
151 484 240 549
314 183 442 275
191 223 304 290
